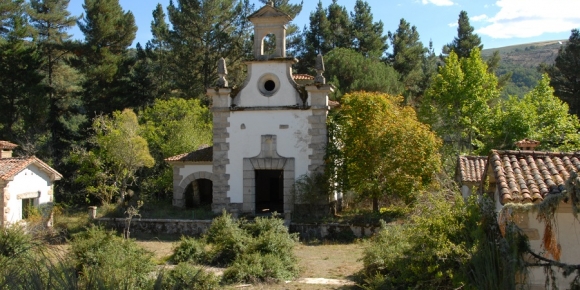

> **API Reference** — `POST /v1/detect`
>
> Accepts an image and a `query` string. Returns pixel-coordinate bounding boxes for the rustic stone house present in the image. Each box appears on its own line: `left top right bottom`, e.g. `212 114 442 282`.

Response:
457 140 580 289
0 141 62 226
166 2 334 215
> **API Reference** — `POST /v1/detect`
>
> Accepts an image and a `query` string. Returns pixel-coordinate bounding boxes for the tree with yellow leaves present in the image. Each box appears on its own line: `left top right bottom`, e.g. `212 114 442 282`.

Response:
334 91 441 211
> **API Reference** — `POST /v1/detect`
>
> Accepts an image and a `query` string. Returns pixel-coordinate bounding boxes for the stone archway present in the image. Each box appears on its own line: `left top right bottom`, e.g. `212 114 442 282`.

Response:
174 171 216 208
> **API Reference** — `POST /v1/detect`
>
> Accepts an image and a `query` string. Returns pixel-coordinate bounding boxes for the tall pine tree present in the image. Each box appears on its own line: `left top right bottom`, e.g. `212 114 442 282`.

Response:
444 11 482 58
326 0 351 50
29 0 83 159
548 29 580 117
299 0 329 73
77 0 137 115
350 0 387 56
167 0 253 99
388 18 426 102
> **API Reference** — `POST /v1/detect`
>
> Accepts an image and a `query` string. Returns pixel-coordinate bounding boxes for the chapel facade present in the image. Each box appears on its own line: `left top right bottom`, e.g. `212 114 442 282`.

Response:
166 2 333 215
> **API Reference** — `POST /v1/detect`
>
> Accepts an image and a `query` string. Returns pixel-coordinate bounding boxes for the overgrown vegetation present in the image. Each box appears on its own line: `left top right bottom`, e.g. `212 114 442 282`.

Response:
172 211 300 284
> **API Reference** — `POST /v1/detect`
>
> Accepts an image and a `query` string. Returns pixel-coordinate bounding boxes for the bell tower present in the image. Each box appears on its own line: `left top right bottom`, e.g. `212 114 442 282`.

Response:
248 1 292 59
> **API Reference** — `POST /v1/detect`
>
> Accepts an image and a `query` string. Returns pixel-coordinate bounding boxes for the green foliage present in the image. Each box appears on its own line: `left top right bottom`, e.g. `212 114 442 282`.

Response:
335 91 441 210
171 212 299 284
388 18 427 102
350 0 387 56
488 74 580 151
156 262 220 290
325 48 402 99
73 109 154 203
547 29 580 117
0 225 35 259
70 226 155 289
444 10 482 58
360 192 525 289
172 236 207 264
421 49 500 155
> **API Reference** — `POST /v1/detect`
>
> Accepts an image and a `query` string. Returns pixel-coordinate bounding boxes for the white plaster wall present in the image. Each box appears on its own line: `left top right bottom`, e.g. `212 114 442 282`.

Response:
4 165 53 224
236 62 302 107
525 207 580 289
226 109 313 203
179 164 213 183
461 185 471 201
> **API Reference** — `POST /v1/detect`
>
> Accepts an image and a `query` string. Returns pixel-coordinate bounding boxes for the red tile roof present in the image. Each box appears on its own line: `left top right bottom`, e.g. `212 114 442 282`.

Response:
485 150 580 205
0 156 62 181
165 146 213 162
457 155 487 183
0 141 18 150
292 74 314 80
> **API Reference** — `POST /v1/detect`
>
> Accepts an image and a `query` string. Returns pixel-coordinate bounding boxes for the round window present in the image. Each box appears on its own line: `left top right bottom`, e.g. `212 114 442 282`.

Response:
258 74 280 96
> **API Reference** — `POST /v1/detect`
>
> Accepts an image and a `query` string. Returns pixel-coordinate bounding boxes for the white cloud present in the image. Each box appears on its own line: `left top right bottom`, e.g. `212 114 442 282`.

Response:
477 0 580 39
421 0 454 6
448 22 458 28
471 14 488 22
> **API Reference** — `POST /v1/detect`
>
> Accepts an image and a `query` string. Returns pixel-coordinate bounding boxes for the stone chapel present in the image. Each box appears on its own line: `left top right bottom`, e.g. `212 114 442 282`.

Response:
166 2 333 215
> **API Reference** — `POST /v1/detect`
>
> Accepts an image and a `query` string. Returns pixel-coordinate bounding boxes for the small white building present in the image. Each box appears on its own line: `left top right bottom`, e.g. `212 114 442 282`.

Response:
0 141 62 226
459 139 580 289
167 2 333 215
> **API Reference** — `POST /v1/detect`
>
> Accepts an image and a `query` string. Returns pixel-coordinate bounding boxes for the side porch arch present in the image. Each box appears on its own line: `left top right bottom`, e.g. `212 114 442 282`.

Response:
173 171 216 208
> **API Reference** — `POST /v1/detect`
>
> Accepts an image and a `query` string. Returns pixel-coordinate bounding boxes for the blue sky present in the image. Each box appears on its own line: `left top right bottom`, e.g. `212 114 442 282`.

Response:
67 0 580 52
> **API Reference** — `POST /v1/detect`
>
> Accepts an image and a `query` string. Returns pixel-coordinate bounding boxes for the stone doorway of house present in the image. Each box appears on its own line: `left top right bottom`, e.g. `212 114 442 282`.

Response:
255 170 284 214
184 179 213 208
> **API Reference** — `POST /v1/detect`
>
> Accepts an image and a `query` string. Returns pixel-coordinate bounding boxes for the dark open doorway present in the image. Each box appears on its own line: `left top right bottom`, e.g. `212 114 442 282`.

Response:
184 179 213 208
255 170 284 214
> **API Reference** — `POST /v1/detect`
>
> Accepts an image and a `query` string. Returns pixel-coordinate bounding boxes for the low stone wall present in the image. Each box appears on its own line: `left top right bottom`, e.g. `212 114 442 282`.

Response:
96 218 212 236
290 223 380 241
96 218 381 240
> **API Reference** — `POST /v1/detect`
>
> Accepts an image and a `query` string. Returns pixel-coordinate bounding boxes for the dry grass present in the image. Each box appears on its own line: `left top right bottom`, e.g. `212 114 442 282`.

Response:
135 237 364 289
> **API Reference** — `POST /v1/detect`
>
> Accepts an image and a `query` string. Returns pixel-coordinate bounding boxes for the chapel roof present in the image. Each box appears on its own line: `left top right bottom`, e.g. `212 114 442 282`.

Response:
0 156 62 181
456 155 487 184
165 146 213 163
484 150 580 205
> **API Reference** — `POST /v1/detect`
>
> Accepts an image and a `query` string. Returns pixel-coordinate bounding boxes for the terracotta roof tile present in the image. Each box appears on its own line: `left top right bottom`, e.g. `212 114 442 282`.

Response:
292 74 314 80
0 156 62 181
488 150 580 205
0 141 18 150
457 155 487 183
165 146 213 162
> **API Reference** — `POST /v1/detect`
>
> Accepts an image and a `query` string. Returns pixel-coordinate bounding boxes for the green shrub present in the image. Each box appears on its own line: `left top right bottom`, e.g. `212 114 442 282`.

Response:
155 262 220 290
0 225 35 258
360 193 479 289
204 211 248 265
172 236 207 264
70 226 155 289
222 252 298 284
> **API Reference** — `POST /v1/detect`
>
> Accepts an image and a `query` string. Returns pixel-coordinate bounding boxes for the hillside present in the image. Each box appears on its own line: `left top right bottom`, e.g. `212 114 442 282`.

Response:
482 40 566 68
481 40 567 97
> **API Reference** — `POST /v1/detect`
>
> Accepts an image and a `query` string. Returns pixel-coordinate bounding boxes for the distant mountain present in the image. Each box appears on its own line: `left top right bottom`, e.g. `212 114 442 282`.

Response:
482 40 566 68
481 40 567 97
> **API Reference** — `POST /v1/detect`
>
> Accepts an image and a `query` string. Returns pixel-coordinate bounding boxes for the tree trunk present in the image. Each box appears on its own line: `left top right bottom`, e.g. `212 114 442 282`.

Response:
372 197 379 213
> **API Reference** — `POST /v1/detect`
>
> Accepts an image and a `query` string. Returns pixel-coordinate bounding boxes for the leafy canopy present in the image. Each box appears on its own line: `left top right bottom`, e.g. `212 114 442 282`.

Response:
335 91 441 209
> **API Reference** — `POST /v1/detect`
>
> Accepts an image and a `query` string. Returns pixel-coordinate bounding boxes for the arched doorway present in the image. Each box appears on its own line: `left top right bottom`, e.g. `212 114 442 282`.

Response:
184 179 213 209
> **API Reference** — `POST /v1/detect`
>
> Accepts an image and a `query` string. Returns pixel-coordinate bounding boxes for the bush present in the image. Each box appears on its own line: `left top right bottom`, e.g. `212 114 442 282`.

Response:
204 211 248 265
172 236 207 264
360 193 479 289
0 225 35 258
155 262 220 290
170 212 300 284
70 226 155 289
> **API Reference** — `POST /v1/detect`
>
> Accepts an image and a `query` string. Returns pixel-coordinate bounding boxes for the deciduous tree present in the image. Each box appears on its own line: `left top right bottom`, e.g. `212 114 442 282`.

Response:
420 49 500 154
335 92 441 211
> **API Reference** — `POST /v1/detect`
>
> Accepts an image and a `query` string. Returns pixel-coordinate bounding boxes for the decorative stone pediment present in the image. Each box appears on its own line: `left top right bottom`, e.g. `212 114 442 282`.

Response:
17 191 40 200
248 4 291 22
